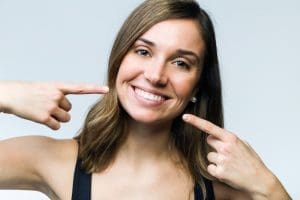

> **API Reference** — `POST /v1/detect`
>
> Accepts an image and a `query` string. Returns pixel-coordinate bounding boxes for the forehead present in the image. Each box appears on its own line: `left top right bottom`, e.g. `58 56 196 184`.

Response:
139 19 205 56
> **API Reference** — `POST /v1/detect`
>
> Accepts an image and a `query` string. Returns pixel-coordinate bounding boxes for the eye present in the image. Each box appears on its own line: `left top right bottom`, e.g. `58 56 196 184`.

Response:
173 60 191 70
135 49 151 57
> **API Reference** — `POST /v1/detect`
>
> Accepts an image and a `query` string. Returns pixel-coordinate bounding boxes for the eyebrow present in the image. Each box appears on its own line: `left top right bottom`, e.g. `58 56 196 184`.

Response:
175 49 200 63
137 37 201 63
138 38 155 46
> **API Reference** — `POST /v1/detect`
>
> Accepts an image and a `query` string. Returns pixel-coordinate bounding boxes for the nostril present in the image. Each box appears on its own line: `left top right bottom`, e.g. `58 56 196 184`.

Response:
144 73 168 87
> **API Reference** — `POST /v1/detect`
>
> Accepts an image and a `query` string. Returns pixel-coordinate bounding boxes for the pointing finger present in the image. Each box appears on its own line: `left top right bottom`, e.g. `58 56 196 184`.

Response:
182 114 226 140
54 82 109 95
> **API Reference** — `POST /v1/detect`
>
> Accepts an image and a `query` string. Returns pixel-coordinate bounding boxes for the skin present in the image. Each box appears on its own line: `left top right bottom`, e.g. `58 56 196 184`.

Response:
182 114 291 200
0 81 108 199
0 19 291 200
0 81 109 130
116 19 203 128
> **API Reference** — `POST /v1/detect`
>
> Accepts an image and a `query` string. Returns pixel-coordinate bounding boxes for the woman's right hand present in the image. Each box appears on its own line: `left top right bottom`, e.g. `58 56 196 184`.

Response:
0 81 109 130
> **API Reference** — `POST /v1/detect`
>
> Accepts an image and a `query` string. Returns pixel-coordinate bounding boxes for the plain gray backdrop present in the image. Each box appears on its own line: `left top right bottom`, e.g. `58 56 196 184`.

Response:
0 0 299 199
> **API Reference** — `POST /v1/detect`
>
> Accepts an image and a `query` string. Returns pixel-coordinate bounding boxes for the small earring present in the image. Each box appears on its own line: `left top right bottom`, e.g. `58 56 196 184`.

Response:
190 97 197 103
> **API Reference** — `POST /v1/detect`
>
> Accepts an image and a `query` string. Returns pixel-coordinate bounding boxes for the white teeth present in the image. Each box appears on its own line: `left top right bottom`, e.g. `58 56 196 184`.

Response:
135 88 165 102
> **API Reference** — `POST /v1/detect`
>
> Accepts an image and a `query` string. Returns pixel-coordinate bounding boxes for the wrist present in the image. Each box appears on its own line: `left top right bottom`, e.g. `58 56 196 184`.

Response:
250 173 291 200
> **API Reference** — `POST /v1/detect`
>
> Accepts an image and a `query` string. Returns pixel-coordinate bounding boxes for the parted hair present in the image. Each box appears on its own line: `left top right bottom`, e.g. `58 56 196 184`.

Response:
75 0 223 196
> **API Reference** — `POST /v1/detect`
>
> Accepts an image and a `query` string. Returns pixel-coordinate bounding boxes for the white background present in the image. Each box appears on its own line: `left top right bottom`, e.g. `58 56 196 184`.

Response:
0 0 299 199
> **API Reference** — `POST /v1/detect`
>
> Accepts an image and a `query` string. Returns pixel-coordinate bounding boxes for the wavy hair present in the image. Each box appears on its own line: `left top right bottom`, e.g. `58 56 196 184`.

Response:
75 0 223 196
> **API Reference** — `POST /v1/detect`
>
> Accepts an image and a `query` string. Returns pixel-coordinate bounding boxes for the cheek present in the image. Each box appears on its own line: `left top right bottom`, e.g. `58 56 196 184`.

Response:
117 54 141 83
171 74 199 100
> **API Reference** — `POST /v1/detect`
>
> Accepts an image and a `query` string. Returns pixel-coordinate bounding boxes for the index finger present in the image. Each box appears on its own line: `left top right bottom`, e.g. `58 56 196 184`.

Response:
54 82 109 95
182 114 226 140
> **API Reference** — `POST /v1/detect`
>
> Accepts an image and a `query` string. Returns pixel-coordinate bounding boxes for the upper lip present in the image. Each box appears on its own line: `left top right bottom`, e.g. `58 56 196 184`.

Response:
132 85 172 99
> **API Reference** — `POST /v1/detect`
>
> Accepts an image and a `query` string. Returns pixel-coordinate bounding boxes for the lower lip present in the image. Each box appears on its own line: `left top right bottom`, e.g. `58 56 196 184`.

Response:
132 86 167 107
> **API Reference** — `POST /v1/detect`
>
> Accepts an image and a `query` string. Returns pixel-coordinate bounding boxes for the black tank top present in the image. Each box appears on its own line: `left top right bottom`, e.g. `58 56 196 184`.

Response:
71 158 215 200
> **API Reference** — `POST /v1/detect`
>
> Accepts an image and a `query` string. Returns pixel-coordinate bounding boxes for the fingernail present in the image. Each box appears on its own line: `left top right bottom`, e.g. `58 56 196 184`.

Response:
103 86 109 92
182 114 189 121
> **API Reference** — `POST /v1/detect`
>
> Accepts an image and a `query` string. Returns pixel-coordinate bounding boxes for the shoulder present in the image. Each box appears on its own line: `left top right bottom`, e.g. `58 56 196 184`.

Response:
1 135 78 163
212 181 251 200
0 136 78 199
35 136 79 199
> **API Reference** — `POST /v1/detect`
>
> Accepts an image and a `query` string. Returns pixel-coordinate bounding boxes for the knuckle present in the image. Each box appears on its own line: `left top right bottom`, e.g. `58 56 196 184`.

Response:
40 114 51 124
53 91 64 101
227 132 238 143
218 155 226 164
215 166 225 180
51 81 60 87
47 103 57 113
220 143 232 154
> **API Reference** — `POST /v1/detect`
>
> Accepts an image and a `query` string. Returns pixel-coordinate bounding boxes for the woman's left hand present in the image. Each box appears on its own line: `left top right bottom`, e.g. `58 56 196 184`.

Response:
182 114 289 199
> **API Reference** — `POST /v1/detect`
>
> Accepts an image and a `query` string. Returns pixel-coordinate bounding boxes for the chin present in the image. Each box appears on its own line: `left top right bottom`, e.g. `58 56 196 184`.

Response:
127 111 175 127
131 114 162 124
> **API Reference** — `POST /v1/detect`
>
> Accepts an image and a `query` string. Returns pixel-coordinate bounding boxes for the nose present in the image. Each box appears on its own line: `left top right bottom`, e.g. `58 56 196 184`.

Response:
144 60 168 87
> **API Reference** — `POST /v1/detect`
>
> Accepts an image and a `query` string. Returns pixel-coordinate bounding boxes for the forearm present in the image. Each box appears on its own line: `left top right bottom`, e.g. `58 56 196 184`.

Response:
251 174 291 200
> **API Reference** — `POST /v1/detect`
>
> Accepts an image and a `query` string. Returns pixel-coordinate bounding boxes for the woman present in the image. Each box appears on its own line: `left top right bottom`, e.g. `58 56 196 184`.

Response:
0 0 291 199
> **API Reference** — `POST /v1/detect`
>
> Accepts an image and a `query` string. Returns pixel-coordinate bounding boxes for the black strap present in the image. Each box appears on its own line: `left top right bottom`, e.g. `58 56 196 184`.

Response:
204 178 215 200
71 157 214 200
71 158 92 200
194 183 203 200
194 178 215 200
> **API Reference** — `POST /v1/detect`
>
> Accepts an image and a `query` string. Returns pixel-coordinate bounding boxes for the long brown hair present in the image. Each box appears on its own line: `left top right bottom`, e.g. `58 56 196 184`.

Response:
75 0 223 195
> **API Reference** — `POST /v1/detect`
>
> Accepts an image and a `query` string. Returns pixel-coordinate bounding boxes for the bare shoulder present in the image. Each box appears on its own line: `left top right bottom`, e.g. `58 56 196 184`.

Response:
212 181 251 200
0 136 78 199
35 136 79 199
0 135 77 164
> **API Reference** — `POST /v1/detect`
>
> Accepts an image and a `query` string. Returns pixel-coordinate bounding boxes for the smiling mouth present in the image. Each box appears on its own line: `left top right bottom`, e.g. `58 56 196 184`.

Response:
134 87 168 102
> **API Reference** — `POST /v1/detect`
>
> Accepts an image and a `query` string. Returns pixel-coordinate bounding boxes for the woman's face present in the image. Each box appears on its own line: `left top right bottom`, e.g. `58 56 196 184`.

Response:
116 19 205 126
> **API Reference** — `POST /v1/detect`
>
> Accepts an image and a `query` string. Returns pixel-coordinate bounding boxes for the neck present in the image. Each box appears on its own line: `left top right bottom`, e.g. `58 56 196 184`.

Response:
117 119 175 165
